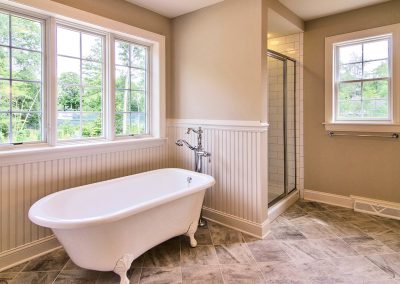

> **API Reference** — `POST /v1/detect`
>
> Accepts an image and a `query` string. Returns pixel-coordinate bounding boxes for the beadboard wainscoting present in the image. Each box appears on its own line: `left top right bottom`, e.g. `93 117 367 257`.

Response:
0 139 168 269
167 119 270 237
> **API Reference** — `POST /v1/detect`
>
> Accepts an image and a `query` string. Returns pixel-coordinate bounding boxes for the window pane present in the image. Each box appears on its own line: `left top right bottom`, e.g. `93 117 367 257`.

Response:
57 84 80 111
115 112 129 135
82 33 103 62
57 27 80 57
57 112 80 140
0 13 9 45
115 66 129 89
131 68 145 90
82 88 102 112
115 41 129 66
364 40 388 61
337 100 362 120
363 80 388 100
0 12 44 145
56 26 104 141
363 60 388 79
131 91 146 112
57 56 80 83
0 47 10 78
12 49 41 81
115 40 148 136
0 113 10 143
82 112 102 138
11 16 42 51
115 89 129 112
82 61 102 87
12 81 41 111
130 112 146 134
131 45 146 69
339 44 362 64
0 80 10 111
12 112 41 143
339 63 362 81
363 99 388 119
338 82 362 101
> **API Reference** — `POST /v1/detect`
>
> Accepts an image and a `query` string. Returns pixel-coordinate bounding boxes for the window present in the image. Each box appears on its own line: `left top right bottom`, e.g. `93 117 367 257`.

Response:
0 2 165 149
335 37 390 121
115 40 149 136
325 24 400 132
56 25 104 140
0 11 44 144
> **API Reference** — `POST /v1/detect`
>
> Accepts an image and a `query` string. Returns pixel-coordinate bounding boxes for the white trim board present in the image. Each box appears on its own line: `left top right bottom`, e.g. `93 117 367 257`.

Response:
304 190 400 221
303 189 354 208
0 236 61 272
167 119 269 131
202 207 270 239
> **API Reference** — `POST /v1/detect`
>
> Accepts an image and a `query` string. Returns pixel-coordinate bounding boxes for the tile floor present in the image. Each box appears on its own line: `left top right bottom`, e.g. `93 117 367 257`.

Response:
1 200 400 283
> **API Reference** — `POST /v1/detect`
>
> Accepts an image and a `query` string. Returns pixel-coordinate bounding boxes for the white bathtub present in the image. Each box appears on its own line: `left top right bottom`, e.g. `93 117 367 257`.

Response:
29 168 215 283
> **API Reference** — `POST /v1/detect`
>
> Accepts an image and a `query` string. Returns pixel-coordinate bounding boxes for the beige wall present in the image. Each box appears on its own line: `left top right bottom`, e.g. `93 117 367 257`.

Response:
50 0 172 109
304 1 400 202
171 0 265 121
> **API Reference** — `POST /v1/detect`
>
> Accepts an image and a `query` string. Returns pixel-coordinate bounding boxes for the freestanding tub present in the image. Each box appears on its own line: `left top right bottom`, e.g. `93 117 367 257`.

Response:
29 168 215 284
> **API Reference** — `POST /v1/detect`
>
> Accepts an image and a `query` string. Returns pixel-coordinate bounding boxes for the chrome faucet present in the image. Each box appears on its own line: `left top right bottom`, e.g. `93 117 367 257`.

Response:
176 127 211 227
176 127 211 173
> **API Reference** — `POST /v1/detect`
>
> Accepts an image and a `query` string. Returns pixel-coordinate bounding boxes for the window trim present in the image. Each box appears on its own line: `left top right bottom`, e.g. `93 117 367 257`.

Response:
324 24 400 132
0 0 166 152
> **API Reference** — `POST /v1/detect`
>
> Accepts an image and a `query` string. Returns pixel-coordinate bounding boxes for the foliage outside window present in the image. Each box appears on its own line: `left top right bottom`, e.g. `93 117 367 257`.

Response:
0 11 43 144
335 36 391 121
57 26 104 140
115 40 148 136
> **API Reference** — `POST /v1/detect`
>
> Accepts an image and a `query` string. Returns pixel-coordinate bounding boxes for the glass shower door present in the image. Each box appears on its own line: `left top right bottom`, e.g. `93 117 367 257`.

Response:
267 50 296 206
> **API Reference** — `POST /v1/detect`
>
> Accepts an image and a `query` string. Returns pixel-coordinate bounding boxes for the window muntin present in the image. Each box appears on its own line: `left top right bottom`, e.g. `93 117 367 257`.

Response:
115 40 149 136
334 36 391 121
56 25 105 140
0 11 44 144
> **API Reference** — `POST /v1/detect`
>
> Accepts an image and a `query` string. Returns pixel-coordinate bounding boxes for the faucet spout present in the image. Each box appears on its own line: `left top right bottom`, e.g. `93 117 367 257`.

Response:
175 139 195 150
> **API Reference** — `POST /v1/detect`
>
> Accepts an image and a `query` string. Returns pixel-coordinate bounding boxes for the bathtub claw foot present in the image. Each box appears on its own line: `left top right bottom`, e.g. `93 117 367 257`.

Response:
114 254 135 284
186 221 198 248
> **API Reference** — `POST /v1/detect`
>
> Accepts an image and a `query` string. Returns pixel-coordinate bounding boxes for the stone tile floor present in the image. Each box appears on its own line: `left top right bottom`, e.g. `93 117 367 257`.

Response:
1 200 400 283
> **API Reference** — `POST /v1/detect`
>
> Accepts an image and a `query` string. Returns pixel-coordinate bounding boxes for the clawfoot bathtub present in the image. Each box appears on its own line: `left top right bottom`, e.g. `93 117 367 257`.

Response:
29 168 215 284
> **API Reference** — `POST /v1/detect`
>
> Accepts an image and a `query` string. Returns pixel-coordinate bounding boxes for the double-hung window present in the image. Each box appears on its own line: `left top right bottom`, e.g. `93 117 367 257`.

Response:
325 24 400 132
0 10 44 144
335 37 390 121
0 2 164 150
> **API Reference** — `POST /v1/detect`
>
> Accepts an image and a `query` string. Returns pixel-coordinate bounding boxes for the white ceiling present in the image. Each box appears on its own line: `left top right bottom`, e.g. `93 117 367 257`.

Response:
279 0 391 21
125 0 224 18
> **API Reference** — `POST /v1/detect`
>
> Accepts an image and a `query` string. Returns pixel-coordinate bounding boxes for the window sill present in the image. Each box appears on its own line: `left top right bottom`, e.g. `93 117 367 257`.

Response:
0 137 167 166
323 122 400 133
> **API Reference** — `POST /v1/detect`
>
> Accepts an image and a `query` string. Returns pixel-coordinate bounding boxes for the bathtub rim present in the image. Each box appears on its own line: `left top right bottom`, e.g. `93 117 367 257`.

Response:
28 168 215 229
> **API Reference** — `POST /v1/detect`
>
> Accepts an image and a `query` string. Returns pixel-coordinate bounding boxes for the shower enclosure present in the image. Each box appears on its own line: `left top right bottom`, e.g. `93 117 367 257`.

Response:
267 49 296 206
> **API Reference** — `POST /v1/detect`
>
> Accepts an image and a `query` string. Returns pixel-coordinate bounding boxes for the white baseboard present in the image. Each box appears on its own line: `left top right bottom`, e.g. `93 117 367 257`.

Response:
303 189 353 208
0 236 61 272
202 207 270 239
268 190 300 221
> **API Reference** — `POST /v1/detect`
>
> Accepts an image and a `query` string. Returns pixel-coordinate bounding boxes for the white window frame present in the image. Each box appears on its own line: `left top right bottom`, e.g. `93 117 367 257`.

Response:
0 0 166 152
324 24 400 132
